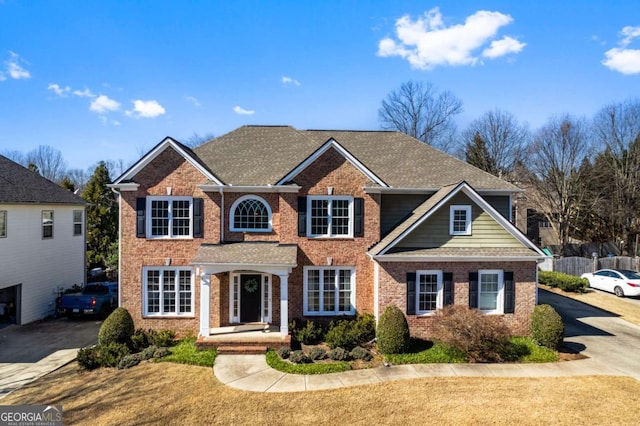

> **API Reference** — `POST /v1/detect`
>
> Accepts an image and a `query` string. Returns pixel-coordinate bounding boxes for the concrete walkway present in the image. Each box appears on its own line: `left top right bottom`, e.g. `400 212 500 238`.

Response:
213 354 625 393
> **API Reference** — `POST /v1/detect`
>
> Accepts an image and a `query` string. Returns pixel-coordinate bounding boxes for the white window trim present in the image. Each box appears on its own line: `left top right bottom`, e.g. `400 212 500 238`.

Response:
478 269 504 314
0 210 6 238
143 267 195 317
73 210 83 236
42 210 54 239
303 266 356 315
450 205 472 235
228 273 272 323
416 270 443 315
146 196 193 239
307 195 354 238
229 195 273 232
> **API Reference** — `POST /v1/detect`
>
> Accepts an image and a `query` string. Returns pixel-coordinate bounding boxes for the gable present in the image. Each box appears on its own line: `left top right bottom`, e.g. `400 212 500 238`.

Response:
395 192 521 249
133 147 209 194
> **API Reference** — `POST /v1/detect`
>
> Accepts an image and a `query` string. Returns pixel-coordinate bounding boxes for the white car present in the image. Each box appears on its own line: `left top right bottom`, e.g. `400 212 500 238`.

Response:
581 269 640 297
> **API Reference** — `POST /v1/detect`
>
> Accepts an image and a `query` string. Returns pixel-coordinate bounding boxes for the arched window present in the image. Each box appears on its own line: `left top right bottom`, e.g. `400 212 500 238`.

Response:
230 195 272 232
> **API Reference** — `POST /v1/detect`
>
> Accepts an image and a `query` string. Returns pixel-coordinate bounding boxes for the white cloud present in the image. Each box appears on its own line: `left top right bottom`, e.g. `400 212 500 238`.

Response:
90 95 120 113
603 25 640 74
377 7 524 70
2 51 30 80
73 88 94 98
186 96 201 107
281 76 301 86
125 99 166 118
48 83 71 97
233 105 255 115
482 36 526 58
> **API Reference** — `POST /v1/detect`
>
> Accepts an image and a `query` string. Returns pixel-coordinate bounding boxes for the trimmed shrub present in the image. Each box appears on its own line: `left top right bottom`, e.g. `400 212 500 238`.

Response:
77 346 101 370
325 313 376 350
431 305 511 363
350 346 372 361
328 347 351 361
530 304 564 349
539 270 588 293
276 347 290 359
290 319 324 345
97 342 131 368
117 353 142 370
289 350 311 364
152 330 176 347
98 307 135 346
308 346 327 361
376 305 410 354
130 329 153 352
140 345 159 361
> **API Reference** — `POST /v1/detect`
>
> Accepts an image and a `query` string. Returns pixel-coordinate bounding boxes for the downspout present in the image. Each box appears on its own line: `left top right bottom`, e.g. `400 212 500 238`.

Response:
219 187 225 243
110 187 123 307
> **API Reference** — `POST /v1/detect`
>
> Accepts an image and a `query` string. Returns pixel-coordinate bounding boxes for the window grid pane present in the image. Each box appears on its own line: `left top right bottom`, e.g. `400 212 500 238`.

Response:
331 199 350 235
234 199 269 230
42 211 53 239
323 270 336 312
310 199 329 235
146 270 160 313
418 274 438 312
479 273 499 310
453 209 467 232
151 201 169 236
262 276 269 318
172 200 191 236
73 210 82 236
307 270 320 312
163 270 176 313
0 211 6 237
338 270 351 311
178 271 191 313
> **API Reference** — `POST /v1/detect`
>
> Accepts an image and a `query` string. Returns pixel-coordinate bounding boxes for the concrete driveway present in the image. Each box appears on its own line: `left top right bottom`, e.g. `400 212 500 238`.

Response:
539 288 640 380
0 317 101 397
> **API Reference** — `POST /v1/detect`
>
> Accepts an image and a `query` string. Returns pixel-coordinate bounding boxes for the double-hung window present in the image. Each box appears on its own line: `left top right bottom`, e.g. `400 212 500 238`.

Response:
304 267 355 315
73 210 83 236
450 205 471 235
42 210 54 239
308 196 353 237
0 211 6 238
144 267 194 316
147 197 192 238
478 270 503 314
416 270 443 314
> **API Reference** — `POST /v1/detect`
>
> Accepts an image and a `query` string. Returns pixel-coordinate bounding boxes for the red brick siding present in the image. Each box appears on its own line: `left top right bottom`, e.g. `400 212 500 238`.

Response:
378 261 537 339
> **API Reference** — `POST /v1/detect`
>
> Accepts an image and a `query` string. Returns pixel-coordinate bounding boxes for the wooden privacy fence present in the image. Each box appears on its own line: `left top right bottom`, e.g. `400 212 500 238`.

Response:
552 256 640 277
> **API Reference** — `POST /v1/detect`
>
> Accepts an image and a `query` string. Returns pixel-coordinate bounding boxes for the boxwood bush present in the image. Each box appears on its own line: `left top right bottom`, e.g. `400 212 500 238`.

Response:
376 305 410 354
98 307 135 346
538 270 588 293
530 304 564 349
325 313 376 350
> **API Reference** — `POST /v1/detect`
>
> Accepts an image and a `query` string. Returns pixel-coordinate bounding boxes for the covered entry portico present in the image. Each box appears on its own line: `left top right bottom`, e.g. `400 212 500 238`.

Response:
192 243 297 337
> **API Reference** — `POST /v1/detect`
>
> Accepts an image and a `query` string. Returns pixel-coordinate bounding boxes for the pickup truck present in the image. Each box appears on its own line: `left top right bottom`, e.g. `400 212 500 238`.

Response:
57 282 118 319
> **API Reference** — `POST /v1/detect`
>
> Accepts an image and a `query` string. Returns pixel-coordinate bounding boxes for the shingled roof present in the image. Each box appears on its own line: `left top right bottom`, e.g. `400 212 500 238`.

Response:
193 126 519 191
0 155 86 205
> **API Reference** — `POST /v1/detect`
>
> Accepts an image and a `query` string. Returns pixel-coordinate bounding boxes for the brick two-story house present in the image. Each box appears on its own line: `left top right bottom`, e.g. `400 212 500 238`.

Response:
110 126 546 345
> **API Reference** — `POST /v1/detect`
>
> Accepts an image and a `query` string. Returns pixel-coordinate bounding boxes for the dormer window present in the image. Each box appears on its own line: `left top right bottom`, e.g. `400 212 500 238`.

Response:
230 195 272 232
450 205 471 235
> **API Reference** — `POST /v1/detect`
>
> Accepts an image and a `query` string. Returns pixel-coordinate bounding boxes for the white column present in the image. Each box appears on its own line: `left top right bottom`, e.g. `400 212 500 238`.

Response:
279 274 289 336
199 274 210 337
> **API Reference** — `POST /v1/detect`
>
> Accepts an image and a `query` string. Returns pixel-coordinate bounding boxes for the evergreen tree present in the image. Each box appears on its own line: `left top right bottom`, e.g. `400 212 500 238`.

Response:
60 176 76 192
83 162 118 270
465 132 497 175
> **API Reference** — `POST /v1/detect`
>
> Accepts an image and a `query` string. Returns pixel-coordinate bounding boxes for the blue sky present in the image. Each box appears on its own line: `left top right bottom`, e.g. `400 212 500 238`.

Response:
1 1 639 172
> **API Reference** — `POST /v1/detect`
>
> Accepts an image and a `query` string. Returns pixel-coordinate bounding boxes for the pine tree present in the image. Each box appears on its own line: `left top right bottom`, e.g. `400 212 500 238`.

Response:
465 132 497 175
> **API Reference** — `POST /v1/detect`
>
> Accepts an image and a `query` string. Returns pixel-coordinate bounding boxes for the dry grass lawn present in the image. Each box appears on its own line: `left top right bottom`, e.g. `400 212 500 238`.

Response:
541 285 640 326
4 362 640 425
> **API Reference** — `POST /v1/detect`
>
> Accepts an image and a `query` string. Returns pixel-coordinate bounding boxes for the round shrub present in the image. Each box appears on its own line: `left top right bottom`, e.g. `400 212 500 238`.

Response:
276 347 290 359
289 350 311 364
290 319 324 345
350 346 372 361
308 346 327 361
376 305 410 354
328 347 351 361
97 342 131 368
77 346 101 370
98 307 135 346
530 304 564 349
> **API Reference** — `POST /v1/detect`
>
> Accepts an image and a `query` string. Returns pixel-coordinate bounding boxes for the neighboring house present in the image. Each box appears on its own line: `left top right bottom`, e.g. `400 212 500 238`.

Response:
109 126 546 343
0 155 87 325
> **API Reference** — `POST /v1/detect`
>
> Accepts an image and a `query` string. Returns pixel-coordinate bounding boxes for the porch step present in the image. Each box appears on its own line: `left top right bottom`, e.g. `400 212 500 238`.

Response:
216 345 269 355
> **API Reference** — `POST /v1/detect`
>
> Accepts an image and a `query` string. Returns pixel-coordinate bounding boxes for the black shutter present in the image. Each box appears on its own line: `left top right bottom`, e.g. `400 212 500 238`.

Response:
504 271 515 314
136 198 146 238
298 197 307 236
193 198 204 238
443 272 454 306
354 197 364 237
469 272 479 308
406 272 416 315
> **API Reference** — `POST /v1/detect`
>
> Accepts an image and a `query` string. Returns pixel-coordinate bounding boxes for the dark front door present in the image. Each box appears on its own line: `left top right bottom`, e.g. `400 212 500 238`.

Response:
240 274 262 323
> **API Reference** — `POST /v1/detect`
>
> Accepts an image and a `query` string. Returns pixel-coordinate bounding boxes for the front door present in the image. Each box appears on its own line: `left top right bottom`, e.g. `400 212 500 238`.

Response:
240 274 262 323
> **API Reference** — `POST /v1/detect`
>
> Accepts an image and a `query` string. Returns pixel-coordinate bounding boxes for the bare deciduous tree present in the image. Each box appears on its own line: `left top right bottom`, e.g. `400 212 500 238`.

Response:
526 115 593 253
26 145 67 182
378 81 462 152
183 132 216 149
462 109 529 177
